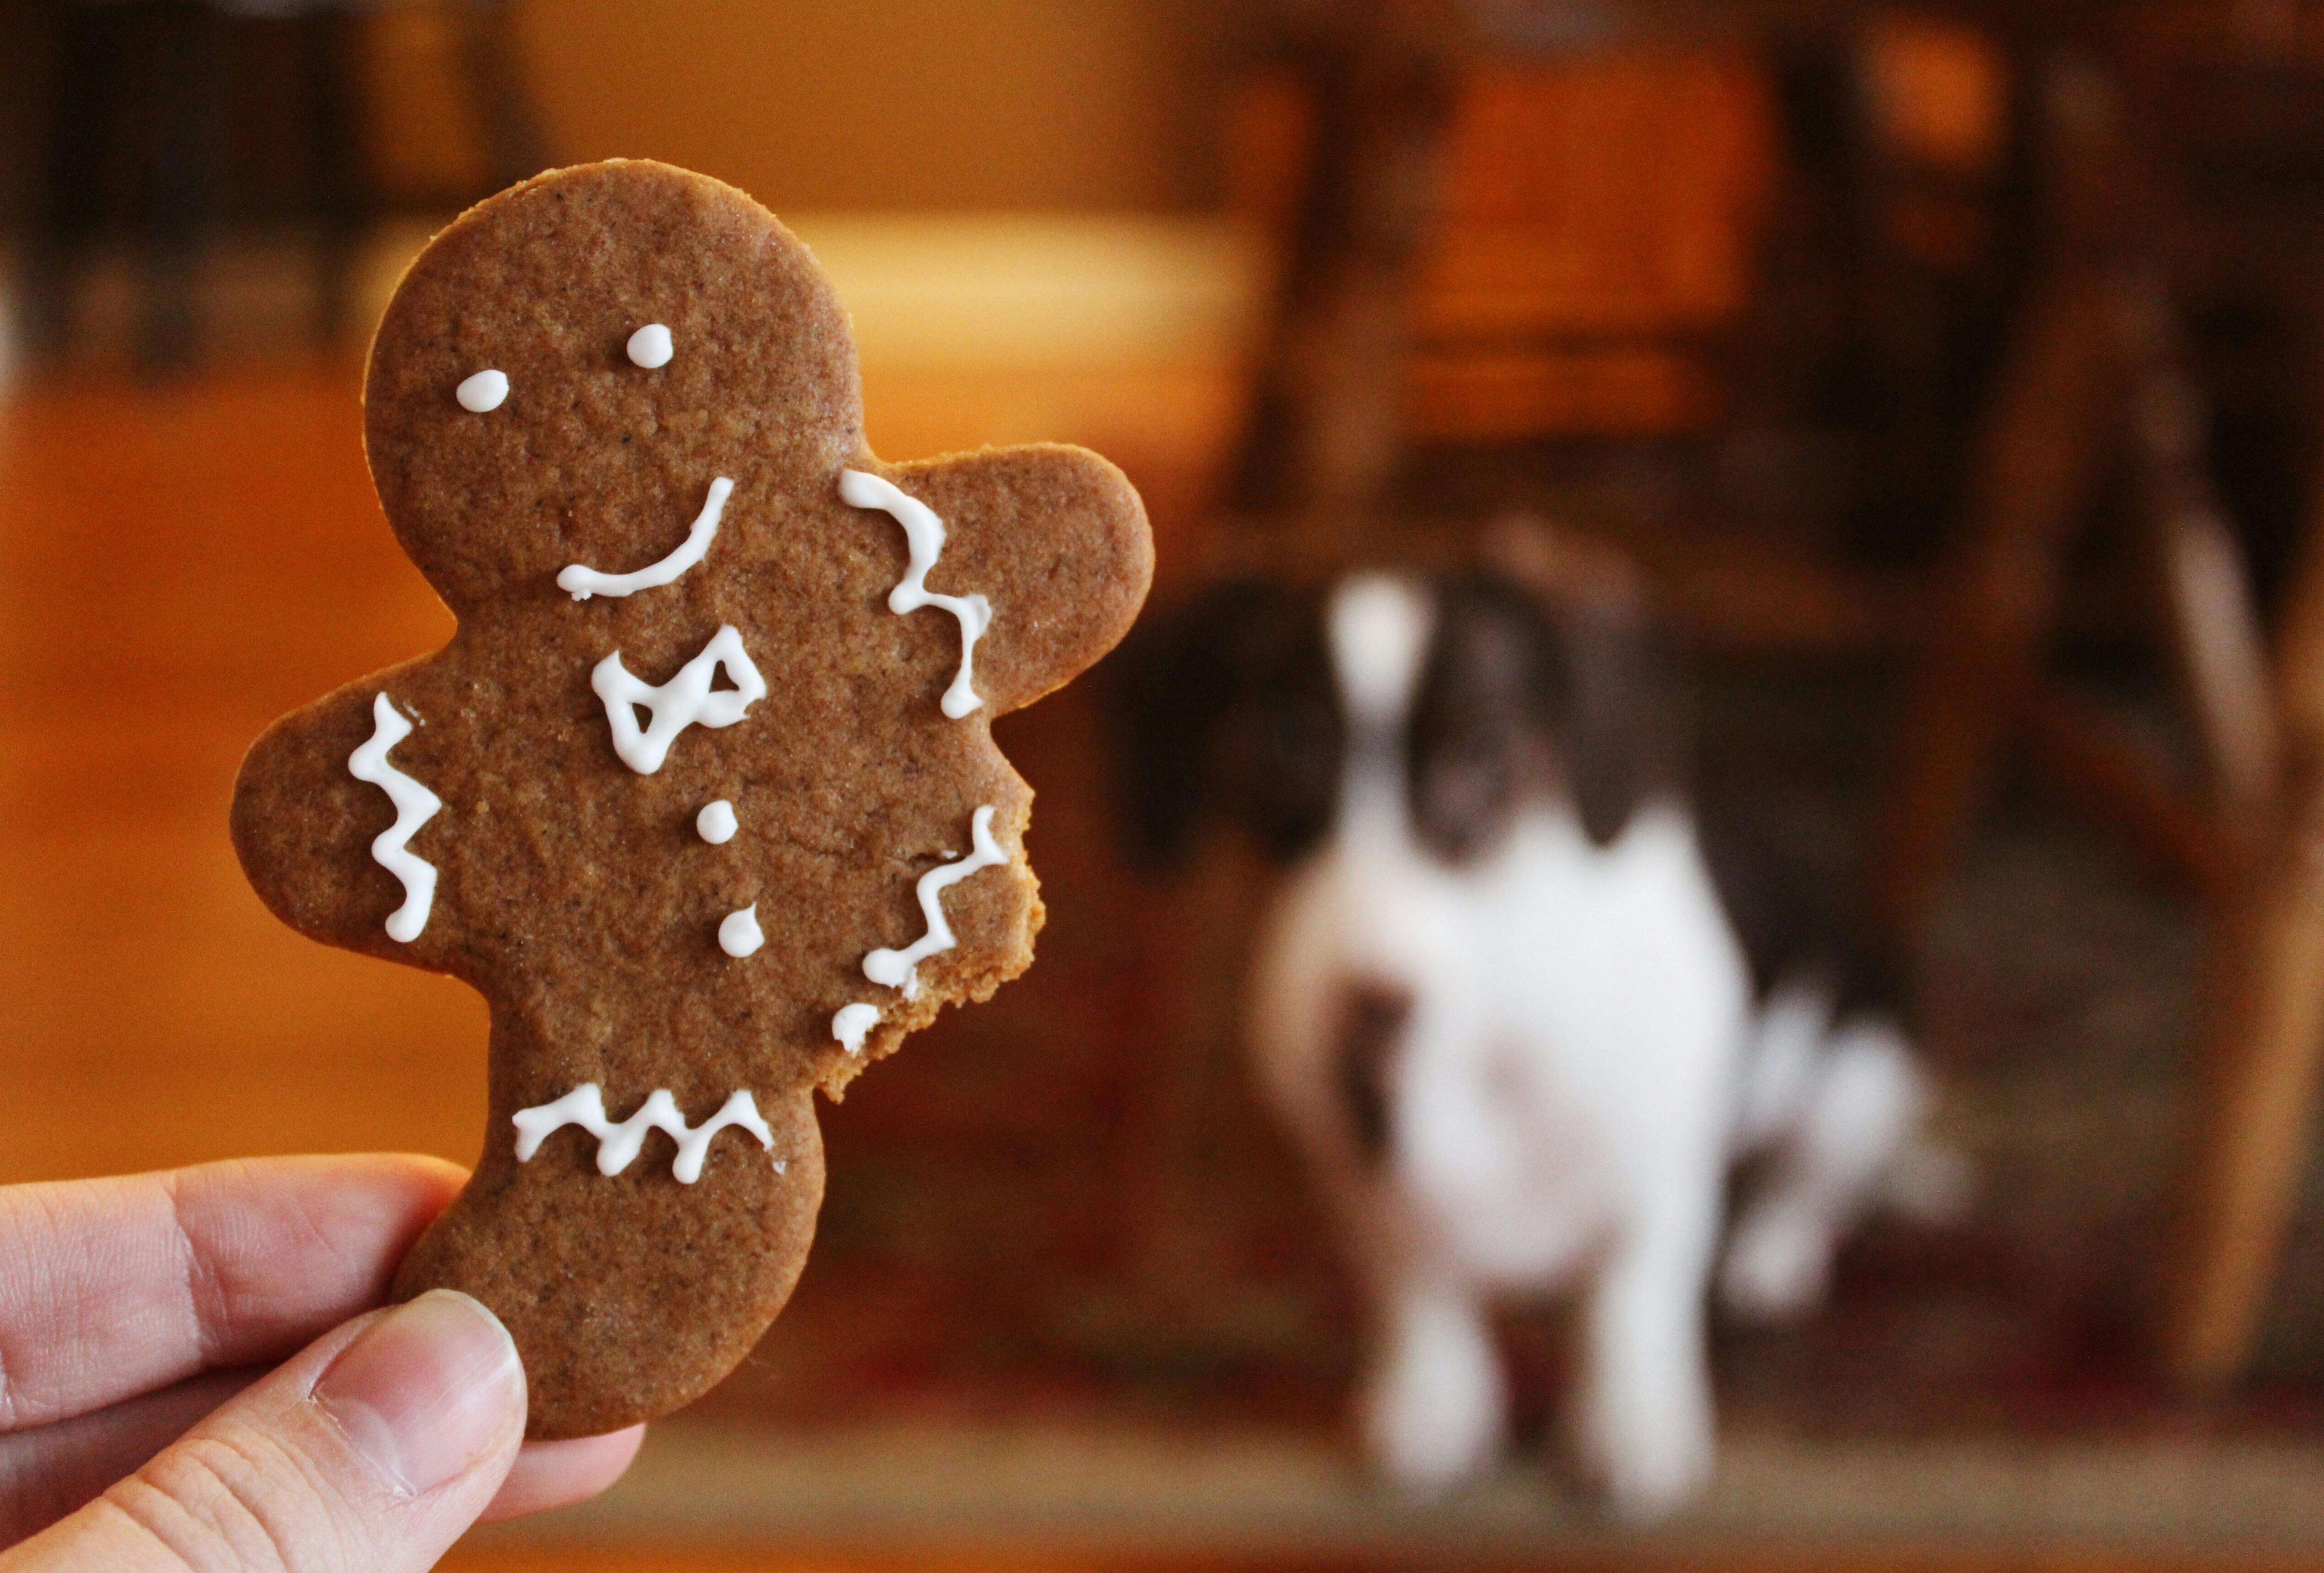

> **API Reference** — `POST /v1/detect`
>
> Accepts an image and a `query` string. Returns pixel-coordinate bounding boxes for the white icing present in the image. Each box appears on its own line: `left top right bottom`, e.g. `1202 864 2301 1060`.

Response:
697 799 739 844
719 903 764 958
627 322 674 369
347 693 443 943
863 804 1006 996
558 477 732 600
512 1083 775 1184
456 369 507 412
838 468 992 719
833 1002 879 1054
592 623 766 774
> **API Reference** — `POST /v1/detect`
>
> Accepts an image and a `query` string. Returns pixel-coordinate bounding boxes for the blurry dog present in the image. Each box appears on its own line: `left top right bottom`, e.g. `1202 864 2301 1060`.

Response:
1114 530 1961 1519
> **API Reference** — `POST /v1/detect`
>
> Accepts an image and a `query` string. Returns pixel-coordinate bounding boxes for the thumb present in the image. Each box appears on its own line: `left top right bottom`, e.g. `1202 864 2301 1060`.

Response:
8 1290 526 1573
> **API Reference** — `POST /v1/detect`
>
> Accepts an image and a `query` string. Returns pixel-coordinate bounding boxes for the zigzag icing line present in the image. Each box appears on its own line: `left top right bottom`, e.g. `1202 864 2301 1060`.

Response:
512 1083 780 1184
862 805 1006 998
839 468 992 719
347 692 443 944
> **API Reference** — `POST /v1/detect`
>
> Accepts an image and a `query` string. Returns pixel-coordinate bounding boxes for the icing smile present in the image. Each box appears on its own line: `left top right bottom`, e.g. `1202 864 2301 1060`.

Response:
558 476 734 600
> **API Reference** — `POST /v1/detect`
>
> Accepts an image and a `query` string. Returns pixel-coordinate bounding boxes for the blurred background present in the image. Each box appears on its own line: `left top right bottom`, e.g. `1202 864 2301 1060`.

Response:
2 0 2324 1568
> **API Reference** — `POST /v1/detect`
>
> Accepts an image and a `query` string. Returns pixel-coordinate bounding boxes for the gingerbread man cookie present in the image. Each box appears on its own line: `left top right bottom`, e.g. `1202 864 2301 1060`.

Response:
230 161 1151 1438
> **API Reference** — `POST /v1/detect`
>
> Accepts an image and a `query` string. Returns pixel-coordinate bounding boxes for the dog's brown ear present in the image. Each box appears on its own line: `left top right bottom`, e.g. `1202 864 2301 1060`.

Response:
1110 582 1255 867
1109 580 1343 869
1484 518 1680 848
1553 589 1679 846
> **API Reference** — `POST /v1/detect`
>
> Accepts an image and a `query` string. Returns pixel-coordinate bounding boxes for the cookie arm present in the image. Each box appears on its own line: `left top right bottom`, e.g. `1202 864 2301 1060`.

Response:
886 445 1153 717
231 679 444 962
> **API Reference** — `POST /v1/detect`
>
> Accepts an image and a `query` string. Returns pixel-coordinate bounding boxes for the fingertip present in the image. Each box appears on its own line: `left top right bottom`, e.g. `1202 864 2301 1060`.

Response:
477 1425 647 1523
311 1289 526 1497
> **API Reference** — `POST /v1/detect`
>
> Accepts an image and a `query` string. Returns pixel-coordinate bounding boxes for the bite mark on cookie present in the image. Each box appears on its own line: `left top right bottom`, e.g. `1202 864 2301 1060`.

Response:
862 804 1006 998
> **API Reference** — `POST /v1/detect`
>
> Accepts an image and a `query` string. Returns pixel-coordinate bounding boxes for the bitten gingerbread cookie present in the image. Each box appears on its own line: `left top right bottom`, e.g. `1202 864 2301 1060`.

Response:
230 160 1151 1438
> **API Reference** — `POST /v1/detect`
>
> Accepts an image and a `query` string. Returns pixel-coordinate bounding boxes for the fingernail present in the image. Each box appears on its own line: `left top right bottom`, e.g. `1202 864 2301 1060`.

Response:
314 1289 524 1496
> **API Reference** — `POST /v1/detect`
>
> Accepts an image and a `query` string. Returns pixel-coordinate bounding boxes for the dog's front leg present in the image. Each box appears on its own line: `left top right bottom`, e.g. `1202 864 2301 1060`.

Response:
1572 1176 1719 1521
1358 1269 1504 1493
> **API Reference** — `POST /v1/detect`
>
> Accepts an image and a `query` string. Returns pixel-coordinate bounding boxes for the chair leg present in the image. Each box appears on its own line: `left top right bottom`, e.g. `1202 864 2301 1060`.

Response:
2164 525 2324 1388
2118 279 2279 818
1224 6 1458 528
459 0 551 192
1870 263 2124 937
23 3 122 363
302 8 368 348
136 0 225 371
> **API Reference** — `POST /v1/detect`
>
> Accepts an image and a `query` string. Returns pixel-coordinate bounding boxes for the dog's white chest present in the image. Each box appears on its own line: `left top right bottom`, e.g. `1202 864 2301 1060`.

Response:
1398 808 1748 1281
1252 798 1750 1290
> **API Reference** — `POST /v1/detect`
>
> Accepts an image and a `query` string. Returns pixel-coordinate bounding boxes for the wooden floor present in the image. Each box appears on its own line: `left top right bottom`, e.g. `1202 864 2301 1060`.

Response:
438 1554 2324 1573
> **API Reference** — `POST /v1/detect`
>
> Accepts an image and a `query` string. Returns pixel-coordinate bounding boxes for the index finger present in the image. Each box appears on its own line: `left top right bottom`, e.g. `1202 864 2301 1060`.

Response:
0 1154 464 1431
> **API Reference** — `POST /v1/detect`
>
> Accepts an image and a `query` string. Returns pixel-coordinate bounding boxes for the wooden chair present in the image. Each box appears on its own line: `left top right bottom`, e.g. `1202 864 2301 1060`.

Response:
1213 4 1924 651
1222 1 1774 521
21 0 547 369
1876 33 2324 1389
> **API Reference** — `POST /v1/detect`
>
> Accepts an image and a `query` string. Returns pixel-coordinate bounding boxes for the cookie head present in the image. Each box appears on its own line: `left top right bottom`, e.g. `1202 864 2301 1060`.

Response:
364 159 863 613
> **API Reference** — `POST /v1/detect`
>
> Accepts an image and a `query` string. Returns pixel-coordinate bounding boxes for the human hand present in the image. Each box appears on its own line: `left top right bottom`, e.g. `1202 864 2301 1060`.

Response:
0 1154 642 1569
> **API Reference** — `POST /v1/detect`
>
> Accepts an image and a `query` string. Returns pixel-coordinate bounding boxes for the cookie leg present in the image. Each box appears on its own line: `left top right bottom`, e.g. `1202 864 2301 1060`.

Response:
392 1028 825 1439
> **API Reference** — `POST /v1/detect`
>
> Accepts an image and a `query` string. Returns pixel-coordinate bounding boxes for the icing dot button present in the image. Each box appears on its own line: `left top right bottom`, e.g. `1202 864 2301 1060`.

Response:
718 903 764 958
455 369 509 412
627 323 674 369
696 799 739 844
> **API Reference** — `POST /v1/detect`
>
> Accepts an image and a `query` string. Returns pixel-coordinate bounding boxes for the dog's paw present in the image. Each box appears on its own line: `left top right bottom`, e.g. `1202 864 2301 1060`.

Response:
1362 1379 1501 1495
1883 1136 1975 1225
1718 1202 1834 1322
1572 1380 1715 1523
1358 1304 1505 1493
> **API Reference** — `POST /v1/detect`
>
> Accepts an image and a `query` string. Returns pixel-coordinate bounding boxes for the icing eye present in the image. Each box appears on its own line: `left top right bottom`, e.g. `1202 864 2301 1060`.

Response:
627 323 674 369
455 369 508 412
